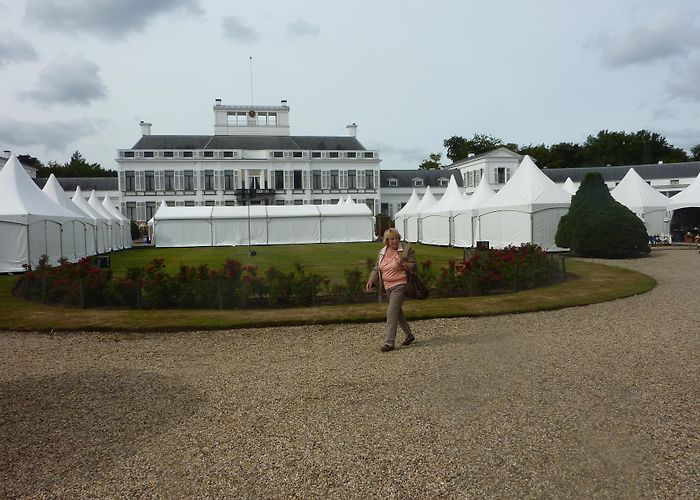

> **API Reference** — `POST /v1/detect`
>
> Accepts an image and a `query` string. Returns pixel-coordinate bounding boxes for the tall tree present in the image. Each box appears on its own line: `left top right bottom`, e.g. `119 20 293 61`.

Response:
17 154 44 170
690 144 700 161
443 133 512 162
418 152 443 170
37 151 117 177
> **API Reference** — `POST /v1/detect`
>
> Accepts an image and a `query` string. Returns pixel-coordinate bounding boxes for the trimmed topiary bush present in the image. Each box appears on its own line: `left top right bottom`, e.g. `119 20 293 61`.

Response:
556 172 650 258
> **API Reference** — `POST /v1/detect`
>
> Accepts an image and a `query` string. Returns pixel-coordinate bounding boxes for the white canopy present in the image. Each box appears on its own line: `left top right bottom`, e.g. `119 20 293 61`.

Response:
153 204 373 247
668 171 700 211
393 189 421 238
72 187 110 254
42 174 95 260
420 176 470 246
478 155 571 250
453 173 496 247
88 190 120 251
102 194 132 248
611 168 669 235
405 186 437 242
0 154 79 271
563 177 578 196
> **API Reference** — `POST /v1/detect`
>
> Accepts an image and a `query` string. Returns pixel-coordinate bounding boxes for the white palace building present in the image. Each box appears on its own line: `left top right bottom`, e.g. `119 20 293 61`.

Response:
116 99 381 223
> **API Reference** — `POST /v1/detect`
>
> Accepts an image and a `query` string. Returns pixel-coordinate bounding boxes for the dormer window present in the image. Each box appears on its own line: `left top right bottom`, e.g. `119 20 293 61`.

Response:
438 177 449 186
413 178 424 187
388 178 398 187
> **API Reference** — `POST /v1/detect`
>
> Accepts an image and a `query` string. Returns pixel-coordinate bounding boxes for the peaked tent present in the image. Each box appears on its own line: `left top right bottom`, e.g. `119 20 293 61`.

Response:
420 176 469 246
563 177 578 196
405 186 437 242
668 171 700 211
478 155 571 250
453 173 496 247
393 189 421 238
102 194 132 248
88 190 120 251
611 168 669 235
0 154 80 271
72 187 110 254
42 173 94 260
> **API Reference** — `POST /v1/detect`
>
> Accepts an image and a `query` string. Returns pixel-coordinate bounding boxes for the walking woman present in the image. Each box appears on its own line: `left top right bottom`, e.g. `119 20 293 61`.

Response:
365 228 416 352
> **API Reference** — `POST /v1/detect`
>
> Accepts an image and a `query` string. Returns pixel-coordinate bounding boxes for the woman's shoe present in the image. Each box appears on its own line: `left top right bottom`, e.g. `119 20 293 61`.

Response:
380 344 394 352
401 336 416 346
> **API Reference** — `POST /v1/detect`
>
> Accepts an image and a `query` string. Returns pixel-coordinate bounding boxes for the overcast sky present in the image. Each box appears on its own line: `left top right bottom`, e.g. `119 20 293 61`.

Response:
1 0 699 171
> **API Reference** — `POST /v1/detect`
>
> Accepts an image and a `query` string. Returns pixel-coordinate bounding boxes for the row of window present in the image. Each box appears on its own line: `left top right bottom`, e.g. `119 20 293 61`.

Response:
121 150 375 160
120 169 379 192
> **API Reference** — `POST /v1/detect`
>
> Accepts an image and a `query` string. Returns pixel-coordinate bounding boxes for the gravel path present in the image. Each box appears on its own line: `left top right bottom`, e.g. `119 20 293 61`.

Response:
1 248 698 498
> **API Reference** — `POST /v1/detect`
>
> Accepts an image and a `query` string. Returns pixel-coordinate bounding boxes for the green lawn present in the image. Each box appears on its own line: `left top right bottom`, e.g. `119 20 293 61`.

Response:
0 245 656 332
110 243 467 283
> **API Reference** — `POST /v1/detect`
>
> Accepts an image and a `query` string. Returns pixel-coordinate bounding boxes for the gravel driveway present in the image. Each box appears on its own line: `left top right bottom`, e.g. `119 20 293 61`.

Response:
1 248 698 498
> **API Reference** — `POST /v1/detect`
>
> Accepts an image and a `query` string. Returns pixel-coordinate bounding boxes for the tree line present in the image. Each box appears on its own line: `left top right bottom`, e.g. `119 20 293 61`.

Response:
17 151 117 178
419 130 700 170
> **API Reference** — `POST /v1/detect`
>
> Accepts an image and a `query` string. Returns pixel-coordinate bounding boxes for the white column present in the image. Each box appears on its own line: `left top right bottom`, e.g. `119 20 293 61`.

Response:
244 169 250 189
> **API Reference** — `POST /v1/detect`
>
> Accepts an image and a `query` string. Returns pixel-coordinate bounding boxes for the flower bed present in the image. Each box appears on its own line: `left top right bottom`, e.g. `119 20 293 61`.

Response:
14 244 565 309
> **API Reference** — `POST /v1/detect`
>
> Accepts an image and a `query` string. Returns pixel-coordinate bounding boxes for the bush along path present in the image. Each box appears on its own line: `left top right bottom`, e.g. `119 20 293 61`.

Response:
14 244 566 310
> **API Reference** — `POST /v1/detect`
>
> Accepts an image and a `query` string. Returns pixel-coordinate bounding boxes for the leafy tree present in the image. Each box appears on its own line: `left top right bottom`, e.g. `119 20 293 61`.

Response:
691 144 700 161
418 152 443 170
556 172 649 258
17 154 44 170
443 133 516 162
583 130 688 166
37 151 117 177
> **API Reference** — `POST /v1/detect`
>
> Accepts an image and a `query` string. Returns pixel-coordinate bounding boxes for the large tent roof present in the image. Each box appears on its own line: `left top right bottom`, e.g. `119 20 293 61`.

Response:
408 186 437 215
41 173 88 220
611 168 669 211
72 186 108 222
393 189 421 219
0 154 78 223
88 190 118 223
102 194 129 222
463 172 496 210
425 175 469 214
479 155 571 214
668 172 700 211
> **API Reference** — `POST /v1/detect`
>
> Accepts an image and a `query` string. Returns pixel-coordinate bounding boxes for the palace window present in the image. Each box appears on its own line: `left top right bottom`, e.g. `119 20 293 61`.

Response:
413 178 423 187
331 170 339 189
204 170 214 190
388 178 398 187
348 171 356 189
163 151 174 158
184 170 194 190
124 171 135 191
164 170 174 190
144 171 155 191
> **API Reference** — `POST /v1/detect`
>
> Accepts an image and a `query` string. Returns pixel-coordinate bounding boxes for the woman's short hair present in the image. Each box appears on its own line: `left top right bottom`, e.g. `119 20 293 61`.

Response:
383 227 402 245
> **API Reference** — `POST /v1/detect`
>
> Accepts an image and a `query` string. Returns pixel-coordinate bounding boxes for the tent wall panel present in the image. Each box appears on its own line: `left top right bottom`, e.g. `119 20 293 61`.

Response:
155 220 212 247
0 222 29 272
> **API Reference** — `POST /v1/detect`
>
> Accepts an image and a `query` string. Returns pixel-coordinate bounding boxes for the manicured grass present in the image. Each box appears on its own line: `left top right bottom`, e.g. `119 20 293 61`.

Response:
109 243 466 283
0 245 655 332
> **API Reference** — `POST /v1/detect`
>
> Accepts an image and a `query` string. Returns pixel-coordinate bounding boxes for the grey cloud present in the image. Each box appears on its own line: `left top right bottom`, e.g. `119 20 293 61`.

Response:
0 33 39 67
19 55 107 106
368 142 425 166
667 59 700 102
286 18 320 38
24 0 202 40
595 14 700 67
222 16 259 42
0 118 98 152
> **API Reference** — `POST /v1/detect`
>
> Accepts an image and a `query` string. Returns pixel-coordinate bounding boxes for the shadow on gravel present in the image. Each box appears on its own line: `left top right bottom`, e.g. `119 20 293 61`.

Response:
0 368 202 497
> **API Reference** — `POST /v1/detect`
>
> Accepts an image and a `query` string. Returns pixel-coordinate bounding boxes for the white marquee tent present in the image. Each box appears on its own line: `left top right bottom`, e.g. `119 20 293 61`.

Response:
73 187 110 254
393 189 421 239
42 173 95 261
102 194 133 249
611 168 669 236
0 154 82 272
152 203 374 248
405 186 437 243
563 177 577 196
453 173 496 247
668 171 700 211
89 190 121 251
419 176 470 246
478 156 571 250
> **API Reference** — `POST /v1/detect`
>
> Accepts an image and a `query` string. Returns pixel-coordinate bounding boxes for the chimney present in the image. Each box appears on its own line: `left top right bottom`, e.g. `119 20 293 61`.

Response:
140 120 152 136
346 123 357 137
281 99 288 107
3 150 11 157
215 98 222 106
